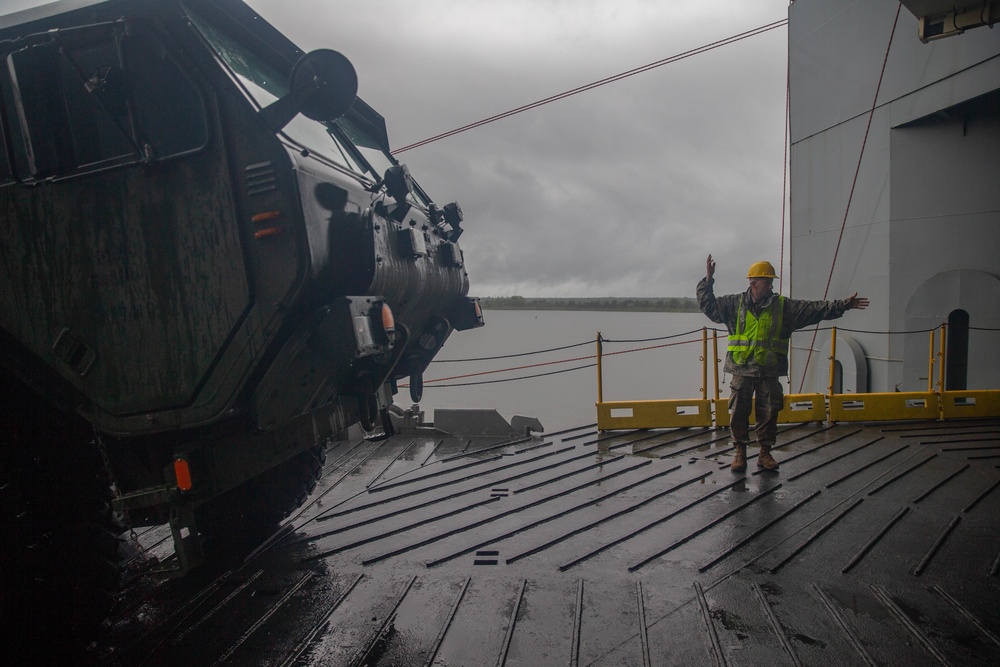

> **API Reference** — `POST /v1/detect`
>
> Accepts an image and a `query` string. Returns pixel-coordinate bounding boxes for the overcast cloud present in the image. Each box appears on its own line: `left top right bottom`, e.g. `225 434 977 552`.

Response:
8 0 792 298
257 0 793 298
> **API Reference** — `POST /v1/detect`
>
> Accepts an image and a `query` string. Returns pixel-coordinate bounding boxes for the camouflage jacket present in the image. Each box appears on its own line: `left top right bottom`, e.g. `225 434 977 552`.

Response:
696 277 852 377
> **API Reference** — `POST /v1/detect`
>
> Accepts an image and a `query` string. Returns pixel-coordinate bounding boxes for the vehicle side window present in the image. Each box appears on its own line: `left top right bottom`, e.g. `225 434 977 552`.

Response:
123 28 208 158
0 87 15 184
183 5 366 176
336 115 395 182
0 68 32 181
58 39 135 168
0 23 208 181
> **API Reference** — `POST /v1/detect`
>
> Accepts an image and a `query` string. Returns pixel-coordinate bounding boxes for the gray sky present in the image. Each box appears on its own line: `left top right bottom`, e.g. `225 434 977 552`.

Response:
8 0 792 298
252 0 793 298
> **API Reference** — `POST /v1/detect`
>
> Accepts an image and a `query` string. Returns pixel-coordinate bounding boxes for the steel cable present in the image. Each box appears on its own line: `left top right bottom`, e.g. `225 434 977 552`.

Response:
392 19 788 154
797 3 902 392
413 321 995 389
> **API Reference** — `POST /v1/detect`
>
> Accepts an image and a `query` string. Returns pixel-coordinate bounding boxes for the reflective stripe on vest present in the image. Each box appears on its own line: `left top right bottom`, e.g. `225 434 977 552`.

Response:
727 295 789 366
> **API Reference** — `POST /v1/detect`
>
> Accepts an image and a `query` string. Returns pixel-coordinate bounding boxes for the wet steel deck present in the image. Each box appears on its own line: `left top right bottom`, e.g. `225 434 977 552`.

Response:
100 419 1000 666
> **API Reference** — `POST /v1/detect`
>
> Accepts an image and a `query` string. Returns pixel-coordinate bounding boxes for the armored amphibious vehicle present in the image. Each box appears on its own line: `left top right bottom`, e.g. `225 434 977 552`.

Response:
0 0 481 658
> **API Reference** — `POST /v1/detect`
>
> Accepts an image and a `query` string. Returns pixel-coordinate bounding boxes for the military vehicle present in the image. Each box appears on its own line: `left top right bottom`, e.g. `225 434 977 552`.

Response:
0 0 482 657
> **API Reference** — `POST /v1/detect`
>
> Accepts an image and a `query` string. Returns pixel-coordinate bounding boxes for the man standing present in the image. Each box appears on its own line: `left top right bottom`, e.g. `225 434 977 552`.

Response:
697 254 869 472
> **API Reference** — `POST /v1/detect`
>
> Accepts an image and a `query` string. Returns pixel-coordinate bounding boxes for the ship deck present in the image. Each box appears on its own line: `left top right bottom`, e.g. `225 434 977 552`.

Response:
101 418 1000 666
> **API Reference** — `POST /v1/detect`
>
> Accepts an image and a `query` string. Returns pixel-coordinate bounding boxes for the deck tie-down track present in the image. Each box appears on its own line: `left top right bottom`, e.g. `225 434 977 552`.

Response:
101 419 1000 666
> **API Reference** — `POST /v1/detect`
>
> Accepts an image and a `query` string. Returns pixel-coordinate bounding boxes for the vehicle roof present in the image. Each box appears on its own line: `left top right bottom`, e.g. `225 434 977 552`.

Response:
0 0 108 30
0 0 391 152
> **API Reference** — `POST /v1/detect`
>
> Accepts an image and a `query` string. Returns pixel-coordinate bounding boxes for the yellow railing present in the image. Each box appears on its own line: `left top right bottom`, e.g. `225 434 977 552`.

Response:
595 325 1000 431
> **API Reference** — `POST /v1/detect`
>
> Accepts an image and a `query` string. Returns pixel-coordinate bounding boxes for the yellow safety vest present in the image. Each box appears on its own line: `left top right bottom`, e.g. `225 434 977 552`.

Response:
728 296 789 367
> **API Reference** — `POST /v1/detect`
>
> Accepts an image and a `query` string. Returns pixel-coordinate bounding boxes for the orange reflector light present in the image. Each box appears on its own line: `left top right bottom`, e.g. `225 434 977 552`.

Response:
381 302 395 334
174 458 193 492
254 227 282 239
251 210 282 223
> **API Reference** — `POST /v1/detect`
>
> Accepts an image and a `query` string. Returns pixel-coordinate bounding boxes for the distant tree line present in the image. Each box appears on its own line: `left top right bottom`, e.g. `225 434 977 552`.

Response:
479 296 700 312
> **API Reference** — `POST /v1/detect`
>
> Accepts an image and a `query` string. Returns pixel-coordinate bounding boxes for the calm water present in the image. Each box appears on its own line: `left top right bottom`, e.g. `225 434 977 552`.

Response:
394 309 716 433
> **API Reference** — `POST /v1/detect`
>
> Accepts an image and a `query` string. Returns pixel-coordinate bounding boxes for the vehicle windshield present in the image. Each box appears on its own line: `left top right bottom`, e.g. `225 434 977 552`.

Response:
184 4 372 177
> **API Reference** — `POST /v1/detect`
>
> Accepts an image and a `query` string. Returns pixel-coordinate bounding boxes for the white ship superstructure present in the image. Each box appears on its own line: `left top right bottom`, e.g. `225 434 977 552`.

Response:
788 0 1000 394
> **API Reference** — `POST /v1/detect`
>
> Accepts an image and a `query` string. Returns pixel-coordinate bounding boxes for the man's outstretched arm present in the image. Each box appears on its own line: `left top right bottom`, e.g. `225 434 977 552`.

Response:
847 293 869 310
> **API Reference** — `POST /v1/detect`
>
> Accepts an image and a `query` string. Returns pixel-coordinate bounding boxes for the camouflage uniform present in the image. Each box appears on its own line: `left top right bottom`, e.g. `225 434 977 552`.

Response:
697 277 853 452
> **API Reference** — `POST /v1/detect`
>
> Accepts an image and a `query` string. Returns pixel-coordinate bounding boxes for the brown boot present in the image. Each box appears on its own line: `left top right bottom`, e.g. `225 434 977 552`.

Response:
757 447 779 471
731 444 747 472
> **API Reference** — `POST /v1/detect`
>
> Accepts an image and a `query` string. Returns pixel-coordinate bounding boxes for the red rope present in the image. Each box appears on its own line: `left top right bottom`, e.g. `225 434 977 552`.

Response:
420 336 703 385
779 65 789 296
796 2 901 393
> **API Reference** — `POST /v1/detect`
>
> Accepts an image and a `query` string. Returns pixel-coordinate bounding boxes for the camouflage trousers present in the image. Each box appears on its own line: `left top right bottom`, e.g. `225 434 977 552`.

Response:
728 375 784 449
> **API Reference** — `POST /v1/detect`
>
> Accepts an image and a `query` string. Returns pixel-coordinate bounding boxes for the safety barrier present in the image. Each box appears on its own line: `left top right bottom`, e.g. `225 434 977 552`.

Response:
595 325 1000 431
597 399 713 430
712 393 827 428
828 392 939 422
941 390 1000 419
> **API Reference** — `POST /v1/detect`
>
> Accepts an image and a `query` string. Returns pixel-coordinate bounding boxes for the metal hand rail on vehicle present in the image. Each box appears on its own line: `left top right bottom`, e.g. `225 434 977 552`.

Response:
595 324 1000 431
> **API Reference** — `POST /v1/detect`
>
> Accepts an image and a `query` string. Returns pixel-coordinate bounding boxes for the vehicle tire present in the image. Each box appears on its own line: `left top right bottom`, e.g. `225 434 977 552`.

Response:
195 443 327 552
1 449 126 666
359 393 378 431
0 460 36 661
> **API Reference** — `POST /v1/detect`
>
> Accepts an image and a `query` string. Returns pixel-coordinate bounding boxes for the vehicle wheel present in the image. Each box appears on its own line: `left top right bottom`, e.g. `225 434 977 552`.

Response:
359 393 378 431
0 461 35 660
380 408 395 437
1 450 126 665
195 443 327 552
409 373 423 403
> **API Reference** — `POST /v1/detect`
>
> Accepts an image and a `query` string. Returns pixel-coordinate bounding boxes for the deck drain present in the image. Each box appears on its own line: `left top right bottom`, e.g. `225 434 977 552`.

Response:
474 550 500 565
490 488 510 498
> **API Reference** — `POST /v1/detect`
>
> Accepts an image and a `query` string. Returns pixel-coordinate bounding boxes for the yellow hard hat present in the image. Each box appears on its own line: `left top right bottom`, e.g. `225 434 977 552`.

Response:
747 261 778 279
